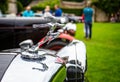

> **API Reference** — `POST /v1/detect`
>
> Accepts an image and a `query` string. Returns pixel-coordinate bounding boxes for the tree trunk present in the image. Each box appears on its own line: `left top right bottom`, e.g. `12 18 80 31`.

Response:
8 0 17 14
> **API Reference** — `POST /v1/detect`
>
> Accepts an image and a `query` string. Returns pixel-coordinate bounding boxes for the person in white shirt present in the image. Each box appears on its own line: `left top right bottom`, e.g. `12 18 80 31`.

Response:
43 5 53 17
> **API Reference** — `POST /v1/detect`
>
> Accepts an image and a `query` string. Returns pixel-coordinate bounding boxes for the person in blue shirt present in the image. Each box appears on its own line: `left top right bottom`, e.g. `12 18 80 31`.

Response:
54 5 62 17
83 3 93 39
22 6 34 17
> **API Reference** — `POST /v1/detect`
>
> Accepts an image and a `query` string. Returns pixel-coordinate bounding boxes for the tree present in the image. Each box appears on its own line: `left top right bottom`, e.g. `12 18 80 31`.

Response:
17 1 24 13
92 0 120 17
17 0 33 7
62 0 84 2
0 0 8 13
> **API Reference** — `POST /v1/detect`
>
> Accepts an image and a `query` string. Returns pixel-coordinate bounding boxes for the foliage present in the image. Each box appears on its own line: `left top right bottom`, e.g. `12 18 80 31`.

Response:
75 23 120 82
32 0 83 16
0 0 8 14
31 0 60 12
62 8 83 16
17 0 33 7
31 6 44 12
63 0 84 2
92 0 120 15
36 0 60 8
17 1 24 13
32 6 83 16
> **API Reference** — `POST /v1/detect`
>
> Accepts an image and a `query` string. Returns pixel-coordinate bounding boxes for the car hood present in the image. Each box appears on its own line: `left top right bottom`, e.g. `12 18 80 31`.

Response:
0 53 16 80
1 51 63 82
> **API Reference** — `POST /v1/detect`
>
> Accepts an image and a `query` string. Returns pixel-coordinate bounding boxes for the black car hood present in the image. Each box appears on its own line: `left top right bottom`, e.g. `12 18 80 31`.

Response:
0 17 51 28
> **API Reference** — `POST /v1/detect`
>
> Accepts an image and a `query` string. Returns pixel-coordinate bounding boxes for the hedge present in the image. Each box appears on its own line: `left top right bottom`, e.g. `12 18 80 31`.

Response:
62 8 83 16
17 1 24 14
63 0 84 2
0 0 8 14
31 5 83 16
17 0 33 7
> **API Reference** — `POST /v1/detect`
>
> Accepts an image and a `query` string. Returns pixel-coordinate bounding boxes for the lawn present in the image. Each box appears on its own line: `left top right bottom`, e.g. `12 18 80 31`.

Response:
75 23 120 82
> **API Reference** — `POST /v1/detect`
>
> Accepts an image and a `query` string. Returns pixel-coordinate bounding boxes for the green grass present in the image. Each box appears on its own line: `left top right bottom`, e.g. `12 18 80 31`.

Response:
51 66 66 82
75 23 120 82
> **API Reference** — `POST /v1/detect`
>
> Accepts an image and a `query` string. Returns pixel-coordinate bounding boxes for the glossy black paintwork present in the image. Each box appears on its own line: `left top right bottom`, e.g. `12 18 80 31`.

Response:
0 17 50 50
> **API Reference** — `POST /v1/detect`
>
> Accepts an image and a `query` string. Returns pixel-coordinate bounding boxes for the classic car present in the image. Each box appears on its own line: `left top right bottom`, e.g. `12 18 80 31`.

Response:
0 39 87 82
0 17 50 50
0 16 87 82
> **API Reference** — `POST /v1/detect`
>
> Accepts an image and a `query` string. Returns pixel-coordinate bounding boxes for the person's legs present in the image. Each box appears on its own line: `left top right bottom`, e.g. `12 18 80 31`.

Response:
89 23 92 39
85 22 89 38
83 23 86 35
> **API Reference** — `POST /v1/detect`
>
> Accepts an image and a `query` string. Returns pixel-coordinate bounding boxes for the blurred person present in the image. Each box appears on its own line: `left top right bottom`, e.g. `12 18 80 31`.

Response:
82 14 86 34
81 14 84 23
17 11 22 16
43 5 53 17
43 5 52 14
63 22 76 36
116 12 120 22
110 14 116 22
22 6 34 17
54 4 62 17
83 3 93 39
